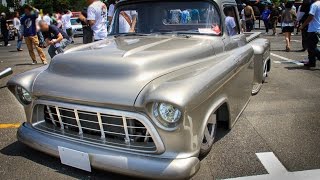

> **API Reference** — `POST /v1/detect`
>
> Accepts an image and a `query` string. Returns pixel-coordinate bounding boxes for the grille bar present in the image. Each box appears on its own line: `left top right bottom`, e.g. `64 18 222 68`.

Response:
37 103 161 153
97 112 106 140
46 106 56 126
55 106 64 130
122 116 130 144
74 109 83 135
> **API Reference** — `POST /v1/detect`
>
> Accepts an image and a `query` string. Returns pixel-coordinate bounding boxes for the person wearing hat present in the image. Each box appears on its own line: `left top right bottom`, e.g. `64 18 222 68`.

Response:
0 12 11 47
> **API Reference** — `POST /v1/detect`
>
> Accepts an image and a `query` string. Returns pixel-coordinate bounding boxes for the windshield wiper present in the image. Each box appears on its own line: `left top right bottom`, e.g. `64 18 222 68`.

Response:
114 33 150 38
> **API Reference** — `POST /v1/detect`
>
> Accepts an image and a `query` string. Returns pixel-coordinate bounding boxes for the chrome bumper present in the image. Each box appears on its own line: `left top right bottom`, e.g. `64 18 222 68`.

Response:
17 123 200 179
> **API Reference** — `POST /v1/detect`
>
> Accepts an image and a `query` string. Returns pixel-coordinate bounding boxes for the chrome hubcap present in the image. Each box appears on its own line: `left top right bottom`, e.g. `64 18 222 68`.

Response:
201 114 216 149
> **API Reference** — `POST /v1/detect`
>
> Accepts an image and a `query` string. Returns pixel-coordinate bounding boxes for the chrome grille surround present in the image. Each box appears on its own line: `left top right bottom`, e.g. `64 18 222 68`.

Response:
31 100 165 154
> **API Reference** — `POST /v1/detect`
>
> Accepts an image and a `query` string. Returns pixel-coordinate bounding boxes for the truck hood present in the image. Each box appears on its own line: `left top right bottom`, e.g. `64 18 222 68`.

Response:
33 36 215 108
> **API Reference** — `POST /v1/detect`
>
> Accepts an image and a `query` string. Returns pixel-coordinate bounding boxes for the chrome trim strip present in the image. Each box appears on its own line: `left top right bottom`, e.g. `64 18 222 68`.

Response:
55 106 64 130
74 109 83 135
33 100 165 154
96 112 106 140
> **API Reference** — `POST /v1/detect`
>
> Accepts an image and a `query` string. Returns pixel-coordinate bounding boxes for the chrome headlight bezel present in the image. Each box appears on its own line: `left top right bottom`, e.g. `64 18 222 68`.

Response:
152 102 182 129
15 86 32 105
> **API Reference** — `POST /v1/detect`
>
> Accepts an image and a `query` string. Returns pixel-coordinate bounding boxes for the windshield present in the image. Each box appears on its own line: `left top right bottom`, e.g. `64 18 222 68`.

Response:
110 1 221 35
71 18 81 26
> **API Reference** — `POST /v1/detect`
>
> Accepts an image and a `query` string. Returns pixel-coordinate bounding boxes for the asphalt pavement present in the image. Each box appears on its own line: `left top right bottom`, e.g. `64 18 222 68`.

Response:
0 30 319 180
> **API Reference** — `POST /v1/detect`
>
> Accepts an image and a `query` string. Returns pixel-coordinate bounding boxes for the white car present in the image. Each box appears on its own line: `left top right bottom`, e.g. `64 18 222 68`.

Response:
71 18 83 37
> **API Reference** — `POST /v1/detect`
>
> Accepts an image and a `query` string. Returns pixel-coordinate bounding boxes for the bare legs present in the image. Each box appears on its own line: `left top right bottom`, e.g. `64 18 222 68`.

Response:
284 32 291 52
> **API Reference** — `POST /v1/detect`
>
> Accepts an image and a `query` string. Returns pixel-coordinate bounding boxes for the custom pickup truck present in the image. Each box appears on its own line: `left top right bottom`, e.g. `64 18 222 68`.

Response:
8 0 270 179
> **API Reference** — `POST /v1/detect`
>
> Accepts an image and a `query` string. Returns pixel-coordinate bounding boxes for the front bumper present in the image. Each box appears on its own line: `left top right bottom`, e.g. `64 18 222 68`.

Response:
17 123 200 179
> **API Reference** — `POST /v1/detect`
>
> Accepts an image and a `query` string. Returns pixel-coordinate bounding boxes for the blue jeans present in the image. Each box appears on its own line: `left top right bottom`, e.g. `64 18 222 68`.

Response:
17 31 23 49
48 39 71 58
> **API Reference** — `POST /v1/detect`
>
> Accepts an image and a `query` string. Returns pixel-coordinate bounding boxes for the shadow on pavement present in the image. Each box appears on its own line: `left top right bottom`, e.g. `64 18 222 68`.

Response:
0 141 137 180
285 66 320 71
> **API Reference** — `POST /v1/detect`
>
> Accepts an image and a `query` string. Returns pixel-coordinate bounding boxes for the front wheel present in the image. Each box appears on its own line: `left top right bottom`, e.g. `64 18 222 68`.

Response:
199 114 217 160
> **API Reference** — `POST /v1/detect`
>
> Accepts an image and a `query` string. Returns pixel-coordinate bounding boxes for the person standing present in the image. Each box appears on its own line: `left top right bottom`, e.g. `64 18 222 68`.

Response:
261 6 271 34
79 0 108 41
107 0 116 26
43 12 51 25
270 4 280 35
61 10 74 43
299 0 313 52
244 4 256 32
300 0 320 67
281 2 297 52
0 12 10 47
20 5 47 65
224 7 237 36
13 12 23 51
78 8 93 44
39 20 71 58
240 4 247 32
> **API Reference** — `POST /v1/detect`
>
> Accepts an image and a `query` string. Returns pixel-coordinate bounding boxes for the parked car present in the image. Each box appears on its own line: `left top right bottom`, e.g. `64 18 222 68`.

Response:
71 17 83 37
8 0 270 179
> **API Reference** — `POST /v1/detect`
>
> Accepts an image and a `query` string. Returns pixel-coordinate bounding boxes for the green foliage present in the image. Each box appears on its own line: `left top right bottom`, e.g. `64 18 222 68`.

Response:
0 4 9 14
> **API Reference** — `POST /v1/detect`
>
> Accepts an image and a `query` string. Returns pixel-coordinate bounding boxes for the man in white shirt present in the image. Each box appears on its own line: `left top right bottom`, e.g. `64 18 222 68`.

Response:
61 10 74 43
300 0 320 67
43 12 51 25
119 10 137 33
225 7 237 36
84 0 108 41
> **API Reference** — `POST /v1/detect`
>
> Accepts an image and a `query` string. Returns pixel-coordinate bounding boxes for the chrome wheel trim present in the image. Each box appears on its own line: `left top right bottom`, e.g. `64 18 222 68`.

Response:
201 114 217 150
263 63 268 81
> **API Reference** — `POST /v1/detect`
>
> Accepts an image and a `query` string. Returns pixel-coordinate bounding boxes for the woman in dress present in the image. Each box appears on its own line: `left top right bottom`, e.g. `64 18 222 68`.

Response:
281 2 297 52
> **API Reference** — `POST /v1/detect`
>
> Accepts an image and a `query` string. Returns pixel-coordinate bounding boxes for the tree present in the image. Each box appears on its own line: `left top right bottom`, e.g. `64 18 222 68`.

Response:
0 4 9 14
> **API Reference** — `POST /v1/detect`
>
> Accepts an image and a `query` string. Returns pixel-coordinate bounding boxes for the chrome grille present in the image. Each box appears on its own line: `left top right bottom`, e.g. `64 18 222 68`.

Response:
32 103 161 153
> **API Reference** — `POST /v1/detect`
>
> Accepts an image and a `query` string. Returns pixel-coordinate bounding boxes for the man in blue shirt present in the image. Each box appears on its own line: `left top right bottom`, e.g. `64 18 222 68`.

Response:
20 4 47 65
301 0 320 67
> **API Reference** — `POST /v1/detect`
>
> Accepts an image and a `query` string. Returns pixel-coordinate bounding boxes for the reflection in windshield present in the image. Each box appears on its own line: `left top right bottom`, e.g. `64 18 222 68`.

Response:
111 2 221 35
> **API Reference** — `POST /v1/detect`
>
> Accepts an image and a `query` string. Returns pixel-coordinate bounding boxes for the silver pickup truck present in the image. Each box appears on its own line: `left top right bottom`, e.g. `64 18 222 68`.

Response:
7 0 270 179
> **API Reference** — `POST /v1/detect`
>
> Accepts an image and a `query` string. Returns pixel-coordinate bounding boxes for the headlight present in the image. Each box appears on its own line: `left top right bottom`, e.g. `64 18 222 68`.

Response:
153 102 181 128
15 86 32 105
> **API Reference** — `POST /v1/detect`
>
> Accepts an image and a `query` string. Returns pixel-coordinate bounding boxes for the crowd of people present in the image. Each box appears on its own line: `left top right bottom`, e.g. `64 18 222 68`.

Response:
238 0 319 67
0 0 319 68
0 0 112 64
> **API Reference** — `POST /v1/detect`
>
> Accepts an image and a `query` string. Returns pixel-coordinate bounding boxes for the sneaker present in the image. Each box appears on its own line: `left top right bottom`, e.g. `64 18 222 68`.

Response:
5 44 11 47
43 61 48 65
300 58 309 64
32 60 37 65
17 48 23 51
304 63 316 68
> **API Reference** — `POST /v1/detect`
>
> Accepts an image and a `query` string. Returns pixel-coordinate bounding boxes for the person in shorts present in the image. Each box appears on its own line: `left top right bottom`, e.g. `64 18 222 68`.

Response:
281 2 297 52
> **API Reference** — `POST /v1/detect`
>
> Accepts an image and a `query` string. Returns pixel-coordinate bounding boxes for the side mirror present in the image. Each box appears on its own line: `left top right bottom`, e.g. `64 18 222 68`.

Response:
0 68 13 79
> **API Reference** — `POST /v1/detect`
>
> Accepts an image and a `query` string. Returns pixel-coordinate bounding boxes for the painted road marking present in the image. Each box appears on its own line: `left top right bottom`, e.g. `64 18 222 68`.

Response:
0 123 21 129
271 53 304 66
256 152 287 174
224 152 320 180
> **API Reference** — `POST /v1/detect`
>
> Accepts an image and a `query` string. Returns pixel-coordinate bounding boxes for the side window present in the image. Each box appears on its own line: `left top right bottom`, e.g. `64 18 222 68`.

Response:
223 6 240 36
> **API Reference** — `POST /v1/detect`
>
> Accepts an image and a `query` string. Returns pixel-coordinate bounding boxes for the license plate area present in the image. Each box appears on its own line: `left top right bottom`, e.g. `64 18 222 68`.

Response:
58 146 91 172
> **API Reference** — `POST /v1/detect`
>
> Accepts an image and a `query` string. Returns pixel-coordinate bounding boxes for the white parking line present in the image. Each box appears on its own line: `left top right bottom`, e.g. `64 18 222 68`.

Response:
223 152 320 180
271 53 304 66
